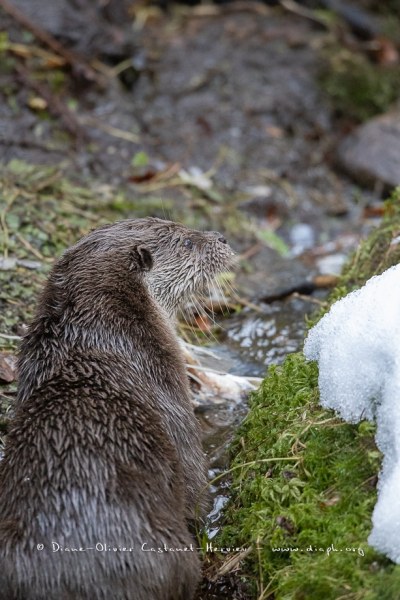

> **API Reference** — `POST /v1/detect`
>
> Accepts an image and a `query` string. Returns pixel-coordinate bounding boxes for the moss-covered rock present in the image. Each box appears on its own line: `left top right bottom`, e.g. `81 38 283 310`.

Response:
319 47 400 123
218 192 400 599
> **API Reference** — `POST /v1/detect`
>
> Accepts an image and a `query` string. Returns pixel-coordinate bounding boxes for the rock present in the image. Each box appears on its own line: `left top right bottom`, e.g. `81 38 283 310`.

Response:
236 246 313 302
0 258 17 271
0 353 16 384
338 112 400 189
316 253 347 276
289 223 315 256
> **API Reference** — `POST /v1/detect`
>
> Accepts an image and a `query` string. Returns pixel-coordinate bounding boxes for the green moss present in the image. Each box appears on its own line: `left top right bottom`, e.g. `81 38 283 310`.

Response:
0 161 117 346
319 48 400 122
218 190 400 598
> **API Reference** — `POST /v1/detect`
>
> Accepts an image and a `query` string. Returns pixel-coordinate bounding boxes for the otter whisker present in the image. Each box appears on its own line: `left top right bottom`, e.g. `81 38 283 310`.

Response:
208 279 226 318
218 278 232 315
189 294 220 344
178 304 198 342
209 281 228 334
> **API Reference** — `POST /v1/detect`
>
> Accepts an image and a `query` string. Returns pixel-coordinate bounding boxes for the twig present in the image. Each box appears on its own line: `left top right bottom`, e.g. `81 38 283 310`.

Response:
15 64 88 142
77 116 140 144
231 293 265 313
0 138 65 153
15 232 51 263
127 176 186 194
239 242 264 261
279 0 329 27
190 1 270 17
151 162 181 182
0 0 103 84
291 292 328 306
215 546 254 577
257 536 264 599
207 456 302 489
8 42 66 67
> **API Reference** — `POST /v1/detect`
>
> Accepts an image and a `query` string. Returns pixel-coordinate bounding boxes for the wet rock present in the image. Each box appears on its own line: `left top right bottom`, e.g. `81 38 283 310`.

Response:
338 112 400 189
236 246 313 302
316 253 347 275
0 353 16 384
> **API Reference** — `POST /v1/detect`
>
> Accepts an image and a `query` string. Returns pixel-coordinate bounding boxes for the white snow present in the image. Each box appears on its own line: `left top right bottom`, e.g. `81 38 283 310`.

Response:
304 263 400 563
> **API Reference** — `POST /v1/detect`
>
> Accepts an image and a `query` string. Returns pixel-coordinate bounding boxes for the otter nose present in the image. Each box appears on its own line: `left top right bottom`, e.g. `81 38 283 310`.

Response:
210 231 227 244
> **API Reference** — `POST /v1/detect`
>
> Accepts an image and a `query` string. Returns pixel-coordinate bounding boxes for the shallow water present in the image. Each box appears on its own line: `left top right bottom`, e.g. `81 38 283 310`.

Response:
221 296 313 377
195 296 312 543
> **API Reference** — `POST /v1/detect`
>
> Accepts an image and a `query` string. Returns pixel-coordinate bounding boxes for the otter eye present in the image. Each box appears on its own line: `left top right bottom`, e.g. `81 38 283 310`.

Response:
183 238 193 249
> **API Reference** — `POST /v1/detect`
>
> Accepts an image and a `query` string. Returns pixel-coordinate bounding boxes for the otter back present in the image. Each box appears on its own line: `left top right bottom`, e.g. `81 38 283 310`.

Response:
0 218 233 600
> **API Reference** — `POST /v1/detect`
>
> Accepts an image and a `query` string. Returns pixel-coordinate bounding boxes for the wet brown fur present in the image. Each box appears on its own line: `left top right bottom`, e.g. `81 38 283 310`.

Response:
0 218 233 600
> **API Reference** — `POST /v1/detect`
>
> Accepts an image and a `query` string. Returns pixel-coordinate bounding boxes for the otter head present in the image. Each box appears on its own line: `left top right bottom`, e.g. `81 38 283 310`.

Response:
111 217 234 316
127 218 234 315
55 218 233 317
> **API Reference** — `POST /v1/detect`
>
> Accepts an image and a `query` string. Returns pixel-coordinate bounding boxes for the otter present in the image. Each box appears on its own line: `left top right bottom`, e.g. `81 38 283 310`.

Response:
0 217 233 600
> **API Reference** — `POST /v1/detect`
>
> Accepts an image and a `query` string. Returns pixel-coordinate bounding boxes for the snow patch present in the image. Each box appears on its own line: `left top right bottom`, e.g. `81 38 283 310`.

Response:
304 263 400 563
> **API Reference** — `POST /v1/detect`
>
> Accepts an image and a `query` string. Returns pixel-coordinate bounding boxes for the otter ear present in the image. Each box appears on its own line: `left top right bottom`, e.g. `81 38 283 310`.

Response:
131 245 153 272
